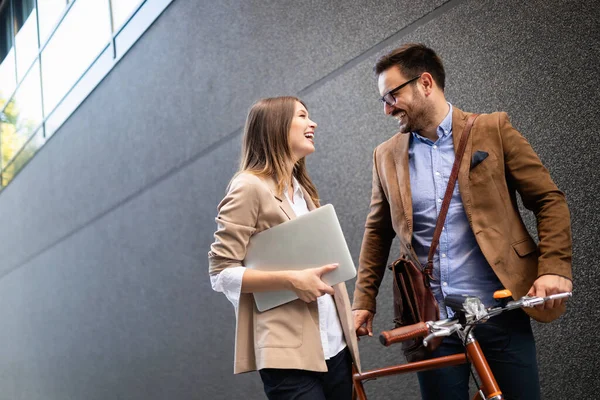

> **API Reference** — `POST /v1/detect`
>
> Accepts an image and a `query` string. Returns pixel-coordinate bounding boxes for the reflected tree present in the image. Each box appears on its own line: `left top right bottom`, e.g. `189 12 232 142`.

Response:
0 96 41 186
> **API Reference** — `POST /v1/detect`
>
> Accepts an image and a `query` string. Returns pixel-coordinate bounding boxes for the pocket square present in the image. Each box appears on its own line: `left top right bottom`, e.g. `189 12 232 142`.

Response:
470 150 489 170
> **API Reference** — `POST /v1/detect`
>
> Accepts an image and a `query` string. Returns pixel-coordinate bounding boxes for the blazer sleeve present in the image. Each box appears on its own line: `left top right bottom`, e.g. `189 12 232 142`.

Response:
208 176 260 276
352 148 396 313
499 112 572 280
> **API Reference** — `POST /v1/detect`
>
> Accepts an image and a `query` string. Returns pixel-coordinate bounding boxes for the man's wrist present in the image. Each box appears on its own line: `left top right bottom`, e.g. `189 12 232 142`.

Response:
536 272 572 282
351 302 376 314
537 261 572 281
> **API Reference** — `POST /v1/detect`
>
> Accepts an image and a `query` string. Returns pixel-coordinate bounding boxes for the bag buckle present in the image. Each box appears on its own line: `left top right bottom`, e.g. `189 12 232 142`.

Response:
423 261 437 286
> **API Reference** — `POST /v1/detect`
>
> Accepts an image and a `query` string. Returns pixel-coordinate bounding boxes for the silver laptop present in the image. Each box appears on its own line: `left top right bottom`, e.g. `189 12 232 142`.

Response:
244 204 357 312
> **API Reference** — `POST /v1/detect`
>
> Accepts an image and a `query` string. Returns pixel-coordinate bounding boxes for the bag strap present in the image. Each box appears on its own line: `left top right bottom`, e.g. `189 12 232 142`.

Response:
423 113 479 282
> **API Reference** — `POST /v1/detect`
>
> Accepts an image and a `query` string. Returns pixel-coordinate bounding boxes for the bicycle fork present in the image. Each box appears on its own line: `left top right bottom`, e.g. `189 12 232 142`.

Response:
463 331 503 400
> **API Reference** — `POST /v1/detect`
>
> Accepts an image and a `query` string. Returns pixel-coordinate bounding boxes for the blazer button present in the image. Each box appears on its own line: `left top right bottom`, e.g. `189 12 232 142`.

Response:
406 243 411 249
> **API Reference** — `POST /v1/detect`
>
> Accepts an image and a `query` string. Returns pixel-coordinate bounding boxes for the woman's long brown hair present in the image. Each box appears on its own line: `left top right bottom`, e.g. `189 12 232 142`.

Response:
237 96 320 206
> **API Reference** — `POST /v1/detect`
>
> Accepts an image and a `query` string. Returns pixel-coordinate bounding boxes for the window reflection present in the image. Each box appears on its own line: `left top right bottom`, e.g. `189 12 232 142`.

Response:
1 126 45 186
110 0 141 32
1 60 43 169
0 1 17 100
0 0 13 64
41 0 111 114
13 0 35 30
37 0 69 45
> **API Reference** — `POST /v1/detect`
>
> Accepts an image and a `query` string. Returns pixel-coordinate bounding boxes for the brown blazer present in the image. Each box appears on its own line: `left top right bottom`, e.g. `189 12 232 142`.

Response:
352 107 572 322
209 172 361 374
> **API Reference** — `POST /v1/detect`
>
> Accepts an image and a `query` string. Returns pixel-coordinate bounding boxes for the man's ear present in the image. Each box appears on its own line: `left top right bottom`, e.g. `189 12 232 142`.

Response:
420 72 435 95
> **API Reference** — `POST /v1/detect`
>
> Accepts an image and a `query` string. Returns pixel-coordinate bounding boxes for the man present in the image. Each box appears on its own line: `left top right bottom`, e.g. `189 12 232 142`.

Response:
352 43 572 399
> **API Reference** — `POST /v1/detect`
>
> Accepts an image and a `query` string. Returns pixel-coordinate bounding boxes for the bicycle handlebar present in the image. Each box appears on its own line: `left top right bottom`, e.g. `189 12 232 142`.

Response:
379 292 572 348
379 322 429 346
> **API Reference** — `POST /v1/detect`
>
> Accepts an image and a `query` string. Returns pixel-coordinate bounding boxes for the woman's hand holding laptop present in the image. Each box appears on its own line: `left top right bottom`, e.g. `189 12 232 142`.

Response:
287 263 339 302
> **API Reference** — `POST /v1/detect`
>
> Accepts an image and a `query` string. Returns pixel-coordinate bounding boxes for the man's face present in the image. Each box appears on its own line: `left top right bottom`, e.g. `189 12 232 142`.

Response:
378 66 428 134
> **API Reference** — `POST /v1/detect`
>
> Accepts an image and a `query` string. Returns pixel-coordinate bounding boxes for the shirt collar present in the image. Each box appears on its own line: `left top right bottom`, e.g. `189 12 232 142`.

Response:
285 177 304 199
438 103 453 137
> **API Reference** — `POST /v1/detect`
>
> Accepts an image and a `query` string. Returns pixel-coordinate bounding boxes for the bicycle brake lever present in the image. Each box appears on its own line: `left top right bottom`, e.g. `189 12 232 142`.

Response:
422 333 436 347
423 324 461 347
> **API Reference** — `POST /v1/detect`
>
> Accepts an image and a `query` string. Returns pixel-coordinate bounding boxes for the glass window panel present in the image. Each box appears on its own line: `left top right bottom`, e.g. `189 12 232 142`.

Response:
1 126 45 186
110 0 141 32
41 0 111 114
44 43 112 138
0 48 17 101
14 2 39 81
1 60 43 169
37 0 69 45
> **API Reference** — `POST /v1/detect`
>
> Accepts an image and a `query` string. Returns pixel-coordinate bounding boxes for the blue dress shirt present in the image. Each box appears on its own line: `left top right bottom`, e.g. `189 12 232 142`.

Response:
409 104 503 318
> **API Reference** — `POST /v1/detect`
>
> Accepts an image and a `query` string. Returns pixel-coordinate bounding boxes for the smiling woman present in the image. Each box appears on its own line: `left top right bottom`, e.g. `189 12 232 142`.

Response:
208 96 361 400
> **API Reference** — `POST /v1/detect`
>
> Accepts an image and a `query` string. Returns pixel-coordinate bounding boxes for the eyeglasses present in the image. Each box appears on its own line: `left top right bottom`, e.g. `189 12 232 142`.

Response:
379 75 421 106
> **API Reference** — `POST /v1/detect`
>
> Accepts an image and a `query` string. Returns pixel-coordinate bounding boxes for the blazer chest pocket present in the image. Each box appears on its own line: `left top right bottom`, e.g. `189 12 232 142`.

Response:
469 153 498 185
254 299 304 348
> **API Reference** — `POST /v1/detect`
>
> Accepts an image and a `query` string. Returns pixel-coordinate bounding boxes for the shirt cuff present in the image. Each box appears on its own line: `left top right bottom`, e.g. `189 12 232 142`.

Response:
210 266 246 310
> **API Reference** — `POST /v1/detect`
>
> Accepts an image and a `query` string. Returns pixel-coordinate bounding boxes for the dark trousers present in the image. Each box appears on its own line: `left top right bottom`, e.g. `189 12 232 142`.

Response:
417 309 540 400
259 347 353 400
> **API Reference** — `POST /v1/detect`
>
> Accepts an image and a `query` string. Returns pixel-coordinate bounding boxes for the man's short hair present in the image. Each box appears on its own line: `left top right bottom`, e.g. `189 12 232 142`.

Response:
374 43 446 91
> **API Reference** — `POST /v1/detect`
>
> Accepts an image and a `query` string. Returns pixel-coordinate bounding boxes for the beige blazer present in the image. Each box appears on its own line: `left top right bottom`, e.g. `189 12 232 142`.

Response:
353 107 572 323
209 172 361 374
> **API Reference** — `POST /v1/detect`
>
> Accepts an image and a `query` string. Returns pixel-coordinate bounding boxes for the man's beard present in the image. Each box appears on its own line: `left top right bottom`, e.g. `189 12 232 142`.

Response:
394 96 431 134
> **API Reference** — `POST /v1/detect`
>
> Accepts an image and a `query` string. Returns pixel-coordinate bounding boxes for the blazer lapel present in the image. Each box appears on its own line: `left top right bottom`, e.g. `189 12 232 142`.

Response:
451 107 474 219
264 177 297 220
392 133 414 236
278 196 297 220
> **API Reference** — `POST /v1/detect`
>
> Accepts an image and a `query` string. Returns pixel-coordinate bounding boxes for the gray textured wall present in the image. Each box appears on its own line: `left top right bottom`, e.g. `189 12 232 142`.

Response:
0 0 598 399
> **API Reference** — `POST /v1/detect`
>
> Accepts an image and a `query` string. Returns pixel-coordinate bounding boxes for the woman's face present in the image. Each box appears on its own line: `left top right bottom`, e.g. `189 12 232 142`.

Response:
288 101 317 162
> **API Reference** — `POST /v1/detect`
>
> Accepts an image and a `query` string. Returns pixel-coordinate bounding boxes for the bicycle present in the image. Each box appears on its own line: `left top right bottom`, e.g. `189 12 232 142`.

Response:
352 290 572 400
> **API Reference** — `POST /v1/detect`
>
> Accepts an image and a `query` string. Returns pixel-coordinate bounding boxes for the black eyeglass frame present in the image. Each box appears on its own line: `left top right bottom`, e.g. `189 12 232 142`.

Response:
379 74 422 106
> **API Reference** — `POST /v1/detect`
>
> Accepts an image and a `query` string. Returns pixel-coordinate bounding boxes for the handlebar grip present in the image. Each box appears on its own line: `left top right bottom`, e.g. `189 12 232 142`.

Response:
379 322 429 347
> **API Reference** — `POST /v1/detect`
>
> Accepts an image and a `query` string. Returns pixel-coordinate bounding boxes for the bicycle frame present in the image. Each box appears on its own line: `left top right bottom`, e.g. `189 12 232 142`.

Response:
352 329 502 400
351 291 572 400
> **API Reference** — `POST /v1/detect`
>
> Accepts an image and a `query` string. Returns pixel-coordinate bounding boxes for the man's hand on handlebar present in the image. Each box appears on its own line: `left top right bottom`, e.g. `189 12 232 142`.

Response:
527 274 573 310
353 309 374 340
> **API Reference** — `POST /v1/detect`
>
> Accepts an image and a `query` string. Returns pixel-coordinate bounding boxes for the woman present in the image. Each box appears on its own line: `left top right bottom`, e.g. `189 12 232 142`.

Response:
208 96 360 399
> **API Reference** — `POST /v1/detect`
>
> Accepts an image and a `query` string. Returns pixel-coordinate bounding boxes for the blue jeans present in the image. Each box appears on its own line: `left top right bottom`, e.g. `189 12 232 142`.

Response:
417 309 540 400
259 347 353 400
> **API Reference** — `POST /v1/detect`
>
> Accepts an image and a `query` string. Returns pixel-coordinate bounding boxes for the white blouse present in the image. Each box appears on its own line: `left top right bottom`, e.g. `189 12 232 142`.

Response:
210 178 346 359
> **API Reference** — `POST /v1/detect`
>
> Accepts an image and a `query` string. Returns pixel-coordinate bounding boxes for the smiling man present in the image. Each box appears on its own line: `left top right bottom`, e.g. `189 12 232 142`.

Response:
351 43 572 400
